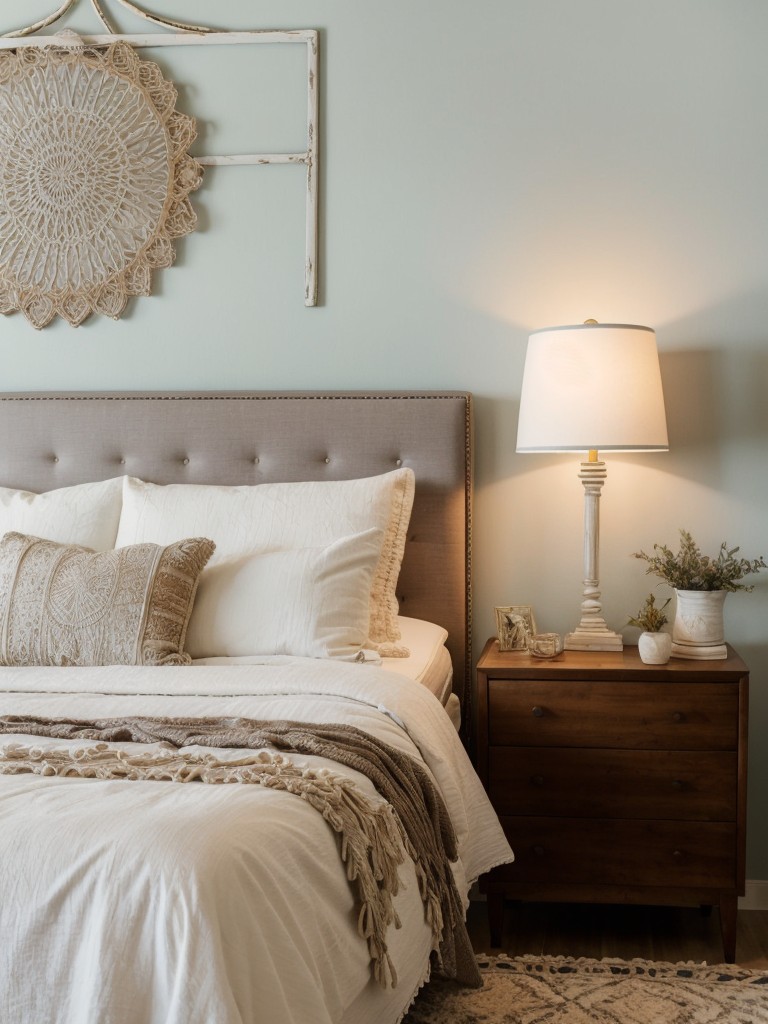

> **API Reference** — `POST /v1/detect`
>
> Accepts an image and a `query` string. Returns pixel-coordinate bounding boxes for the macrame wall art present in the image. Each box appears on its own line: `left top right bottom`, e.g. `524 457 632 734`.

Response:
0 38 201 328
0 1 319 329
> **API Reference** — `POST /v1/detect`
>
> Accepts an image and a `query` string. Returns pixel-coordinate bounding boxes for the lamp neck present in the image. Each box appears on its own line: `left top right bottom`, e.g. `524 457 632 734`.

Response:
588 449 599 463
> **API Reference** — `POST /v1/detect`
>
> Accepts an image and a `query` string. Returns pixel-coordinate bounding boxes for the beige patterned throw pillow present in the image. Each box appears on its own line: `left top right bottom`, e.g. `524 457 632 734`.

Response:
0 533 215 667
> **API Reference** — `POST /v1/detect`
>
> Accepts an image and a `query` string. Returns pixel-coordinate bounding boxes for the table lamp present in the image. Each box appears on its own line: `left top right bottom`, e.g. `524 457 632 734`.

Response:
516 321 668 651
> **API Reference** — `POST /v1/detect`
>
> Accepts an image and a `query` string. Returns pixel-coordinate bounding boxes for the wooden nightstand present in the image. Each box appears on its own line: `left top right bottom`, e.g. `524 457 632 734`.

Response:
475 638 749 962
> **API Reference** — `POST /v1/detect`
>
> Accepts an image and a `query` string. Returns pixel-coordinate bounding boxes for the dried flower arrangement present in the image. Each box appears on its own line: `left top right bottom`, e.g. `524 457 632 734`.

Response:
633 530 766 593
627 593 671 633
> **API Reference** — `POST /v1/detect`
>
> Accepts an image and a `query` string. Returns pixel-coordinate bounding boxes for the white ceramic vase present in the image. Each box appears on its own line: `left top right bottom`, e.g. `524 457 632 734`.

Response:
637 631 672 665
672 589 727 647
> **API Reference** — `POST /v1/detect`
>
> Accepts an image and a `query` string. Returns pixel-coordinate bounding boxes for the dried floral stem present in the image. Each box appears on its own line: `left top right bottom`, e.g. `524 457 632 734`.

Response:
634 530 766 593
627 593 670 632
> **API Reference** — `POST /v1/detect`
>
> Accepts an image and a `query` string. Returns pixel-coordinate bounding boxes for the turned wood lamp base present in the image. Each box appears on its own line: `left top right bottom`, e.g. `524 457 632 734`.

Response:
566 452 624 652
565 626 624 652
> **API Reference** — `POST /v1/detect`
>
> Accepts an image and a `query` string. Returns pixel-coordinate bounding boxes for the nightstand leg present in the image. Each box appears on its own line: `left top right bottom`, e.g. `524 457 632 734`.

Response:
719 893 737 963
487 891 505 947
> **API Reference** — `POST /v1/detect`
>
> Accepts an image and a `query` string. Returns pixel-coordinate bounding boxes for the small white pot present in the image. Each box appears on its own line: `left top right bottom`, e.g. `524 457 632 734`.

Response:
672 589 727 647
638 631 672 665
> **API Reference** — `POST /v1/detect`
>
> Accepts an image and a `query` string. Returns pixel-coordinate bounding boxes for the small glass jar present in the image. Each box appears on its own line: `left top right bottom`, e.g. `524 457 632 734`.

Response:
529 632 564 659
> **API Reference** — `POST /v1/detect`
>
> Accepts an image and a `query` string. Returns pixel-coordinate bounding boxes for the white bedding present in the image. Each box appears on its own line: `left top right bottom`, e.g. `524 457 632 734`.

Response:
380 616 453 702
0 659 511 1024
194 615 460 726
380 616 459 729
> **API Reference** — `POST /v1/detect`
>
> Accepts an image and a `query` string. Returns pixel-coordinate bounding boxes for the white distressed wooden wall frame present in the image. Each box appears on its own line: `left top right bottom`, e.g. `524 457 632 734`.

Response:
0 26 319 306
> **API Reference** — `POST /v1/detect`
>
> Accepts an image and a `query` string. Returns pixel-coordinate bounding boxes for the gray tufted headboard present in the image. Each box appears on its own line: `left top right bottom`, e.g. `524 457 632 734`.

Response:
0 391 473 735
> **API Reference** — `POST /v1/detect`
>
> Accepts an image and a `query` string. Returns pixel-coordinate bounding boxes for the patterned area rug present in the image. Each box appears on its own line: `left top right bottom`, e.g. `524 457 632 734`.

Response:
403 954 768 1022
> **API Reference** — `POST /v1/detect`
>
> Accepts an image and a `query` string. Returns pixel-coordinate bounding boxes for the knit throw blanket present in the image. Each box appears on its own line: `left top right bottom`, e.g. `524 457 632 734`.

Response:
0 714 481 990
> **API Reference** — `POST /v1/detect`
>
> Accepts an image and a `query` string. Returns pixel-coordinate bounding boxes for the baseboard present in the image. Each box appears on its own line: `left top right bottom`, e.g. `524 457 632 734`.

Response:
739 880 768 910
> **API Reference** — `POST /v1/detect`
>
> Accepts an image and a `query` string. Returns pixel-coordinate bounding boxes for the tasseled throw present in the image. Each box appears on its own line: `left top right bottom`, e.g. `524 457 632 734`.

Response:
0 714 482 988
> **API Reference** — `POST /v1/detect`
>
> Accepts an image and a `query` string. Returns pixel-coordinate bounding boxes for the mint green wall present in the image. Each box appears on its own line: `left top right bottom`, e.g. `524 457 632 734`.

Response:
3 2 768 881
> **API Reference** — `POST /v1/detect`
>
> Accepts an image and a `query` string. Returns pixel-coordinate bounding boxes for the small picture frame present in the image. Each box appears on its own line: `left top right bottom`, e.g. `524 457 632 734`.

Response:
495 605 537 652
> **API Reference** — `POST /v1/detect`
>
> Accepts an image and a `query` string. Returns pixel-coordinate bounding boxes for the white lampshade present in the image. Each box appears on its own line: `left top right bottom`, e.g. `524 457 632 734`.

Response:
516 323 669 453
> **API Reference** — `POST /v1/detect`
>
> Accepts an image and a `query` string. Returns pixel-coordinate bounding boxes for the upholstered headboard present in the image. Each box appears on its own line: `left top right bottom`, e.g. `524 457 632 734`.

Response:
0 391 473 733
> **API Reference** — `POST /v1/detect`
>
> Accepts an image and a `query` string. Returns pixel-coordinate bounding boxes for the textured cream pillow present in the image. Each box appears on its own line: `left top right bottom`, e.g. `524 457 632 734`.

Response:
0 477 124 550
0 532 214 667
186 528 383 660
115 470 415 656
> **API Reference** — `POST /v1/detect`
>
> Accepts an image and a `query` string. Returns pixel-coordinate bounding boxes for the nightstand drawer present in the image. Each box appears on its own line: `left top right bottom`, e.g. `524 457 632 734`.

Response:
488 747 737 820
497 816 736 889
488 680 738 749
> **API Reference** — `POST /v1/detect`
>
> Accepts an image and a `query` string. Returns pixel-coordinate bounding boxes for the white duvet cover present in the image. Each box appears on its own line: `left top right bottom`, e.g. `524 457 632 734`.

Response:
0 659 512 1024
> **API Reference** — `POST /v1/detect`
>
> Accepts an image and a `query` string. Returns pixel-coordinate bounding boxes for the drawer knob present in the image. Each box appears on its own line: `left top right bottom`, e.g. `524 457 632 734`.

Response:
672 779 684 789
532 706 545 718
531 775 546 787
532 844 546 857
672 849 684 860
672 711 685 723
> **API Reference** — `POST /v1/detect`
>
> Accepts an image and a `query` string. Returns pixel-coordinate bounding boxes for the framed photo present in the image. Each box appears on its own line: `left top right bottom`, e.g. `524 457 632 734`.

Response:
495 605 537 652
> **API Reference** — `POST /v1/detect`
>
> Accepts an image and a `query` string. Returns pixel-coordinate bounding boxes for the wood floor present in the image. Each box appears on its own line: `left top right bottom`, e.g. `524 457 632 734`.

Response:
466 900 768 969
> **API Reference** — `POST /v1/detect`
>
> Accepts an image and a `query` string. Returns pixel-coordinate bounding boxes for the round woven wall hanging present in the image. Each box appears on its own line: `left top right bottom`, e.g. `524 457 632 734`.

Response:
0 36 203 328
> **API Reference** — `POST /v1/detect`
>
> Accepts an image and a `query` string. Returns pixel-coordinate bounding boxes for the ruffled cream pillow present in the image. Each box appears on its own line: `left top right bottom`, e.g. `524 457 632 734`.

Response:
116 470 415 657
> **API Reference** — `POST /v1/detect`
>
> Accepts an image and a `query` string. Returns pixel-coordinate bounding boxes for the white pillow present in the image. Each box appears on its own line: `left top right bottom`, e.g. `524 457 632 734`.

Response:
0 477 124 551
115 470 415 655
380 616 453 702
185 529 382 660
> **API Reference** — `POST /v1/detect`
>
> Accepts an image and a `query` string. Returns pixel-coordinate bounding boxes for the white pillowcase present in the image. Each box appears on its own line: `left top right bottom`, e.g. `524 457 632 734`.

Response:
380 616 454 704
185 529 382 660
115 470 415 655
0 477 124 551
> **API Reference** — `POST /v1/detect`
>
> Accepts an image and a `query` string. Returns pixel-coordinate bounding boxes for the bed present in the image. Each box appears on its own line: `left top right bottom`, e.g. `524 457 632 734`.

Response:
0 391 512 1024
